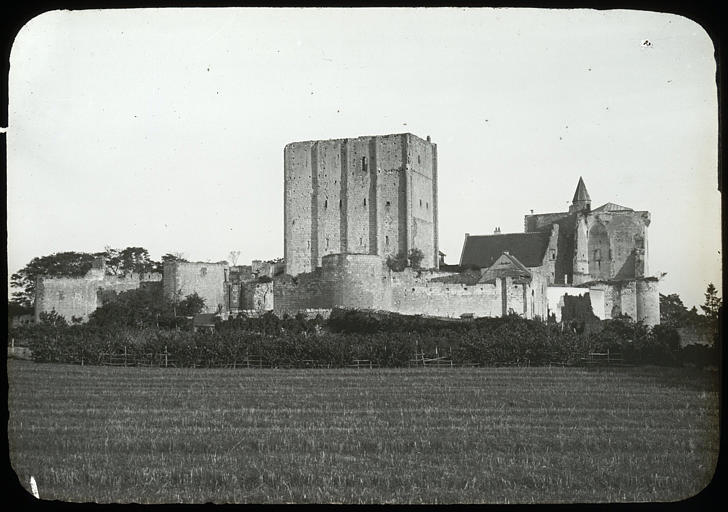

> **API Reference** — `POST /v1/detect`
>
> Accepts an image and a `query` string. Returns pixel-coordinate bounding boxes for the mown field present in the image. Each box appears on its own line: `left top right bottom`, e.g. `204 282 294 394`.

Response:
7 360 719 504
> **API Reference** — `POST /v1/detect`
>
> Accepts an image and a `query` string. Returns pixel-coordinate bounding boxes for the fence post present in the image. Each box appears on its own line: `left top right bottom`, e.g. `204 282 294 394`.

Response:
124 346 127 367
164 345 168 368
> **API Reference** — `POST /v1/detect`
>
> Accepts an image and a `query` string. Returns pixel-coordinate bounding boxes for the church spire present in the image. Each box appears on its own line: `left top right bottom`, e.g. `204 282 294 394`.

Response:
569 176 591 213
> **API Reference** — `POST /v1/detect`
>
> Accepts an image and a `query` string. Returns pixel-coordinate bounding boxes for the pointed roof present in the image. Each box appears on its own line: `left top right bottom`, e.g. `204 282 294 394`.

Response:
572 177 591 203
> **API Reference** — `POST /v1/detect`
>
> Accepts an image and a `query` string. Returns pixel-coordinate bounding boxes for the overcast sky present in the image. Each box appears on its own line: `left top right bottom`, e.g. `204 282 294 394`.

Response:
7 8 720 307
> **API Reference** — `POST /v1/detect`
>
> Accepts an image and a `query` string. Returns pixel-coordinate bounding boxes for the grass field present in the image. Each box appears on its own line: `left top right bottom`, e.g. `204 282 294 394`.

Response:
7 360 719 504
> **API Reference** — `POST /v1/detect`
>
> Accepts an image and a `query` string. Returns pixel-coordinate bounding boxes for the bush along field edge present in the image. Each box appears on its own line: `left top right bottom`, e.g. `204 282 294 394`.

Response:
7 308 720 369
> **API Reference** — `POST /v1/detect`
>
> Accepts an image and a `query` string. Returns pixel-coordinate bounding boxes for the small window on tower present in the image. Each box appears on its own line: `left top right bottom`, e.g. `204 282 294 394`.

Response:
385 201 391 207
339 199 342 209
362 156 368 172
363 198 367 207
385 236 390 246
200 267 207 277
324 199 328 209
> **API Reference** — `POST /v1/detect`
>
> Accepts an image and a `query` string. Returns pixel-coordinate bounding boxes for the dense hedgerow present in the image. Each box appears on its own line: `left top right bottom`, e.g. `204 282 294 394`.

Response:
7 309 713 368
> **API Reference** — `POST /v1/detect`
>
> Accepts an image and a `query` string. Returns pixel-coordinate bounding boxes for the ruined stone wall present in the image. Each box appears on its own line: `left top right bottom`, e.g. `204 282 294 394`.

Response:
547 285 606 322
163 262 228 314
241 282 274 311
284 133 438 276
596 211 650 280
391 275 502 318
524 212 569 233
273 269 333 317
34 273 145 322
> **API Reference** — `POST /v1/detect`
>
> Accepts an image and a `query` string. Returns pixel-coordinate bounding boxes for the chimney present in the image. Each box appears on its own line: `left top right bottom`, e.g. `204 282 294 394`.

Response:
426 135 431 142
494 227 501 234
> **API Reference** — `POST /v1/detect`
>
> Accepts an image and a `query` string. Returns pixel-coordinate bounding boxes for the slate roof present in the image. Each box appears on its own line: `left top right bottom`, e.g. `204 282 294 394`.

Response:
460 232 551 268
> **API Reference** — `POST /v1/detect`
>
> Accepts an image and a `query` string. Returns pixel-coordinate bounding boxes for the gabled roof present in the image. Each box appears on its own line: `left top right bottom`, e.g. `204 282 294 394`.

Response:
460 232 551 268
572 177 591 203
480 252 532 282
592 202 633 213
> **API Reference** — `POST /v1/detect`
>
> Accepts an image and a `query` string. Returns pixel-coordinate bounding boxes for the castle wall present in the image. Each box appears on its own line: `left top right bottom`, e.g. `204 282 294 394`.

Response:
391 275 502 318
240 281 274 311
284 133 438 276
524 212 569 233
274 253 548 320
163 262 228 314
273 269 332 317
34 272 160 322
547 286 605 322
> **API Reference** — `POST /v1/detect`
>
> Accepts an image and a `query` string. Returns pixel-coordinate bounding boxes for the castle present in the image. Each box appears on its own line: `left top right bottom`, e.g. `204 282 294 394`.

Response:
34 132 661 325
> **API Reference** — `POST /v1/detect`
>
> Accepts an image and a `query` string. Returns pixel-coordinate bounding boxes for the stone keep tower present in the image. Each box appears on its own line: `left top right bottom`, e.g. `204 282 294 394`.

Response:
284 133 439 276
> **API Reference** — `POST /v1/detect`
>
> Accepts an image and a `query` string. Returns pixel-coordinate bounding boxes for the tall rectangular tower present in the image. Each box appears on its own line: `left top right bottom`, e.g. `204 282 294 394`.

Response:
284 133 438 276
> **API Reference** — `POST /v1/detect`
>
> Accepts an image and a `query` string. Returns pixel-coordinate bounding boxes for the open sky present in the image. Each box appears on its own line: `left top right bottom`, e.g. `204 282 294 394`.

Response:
7 8 720 307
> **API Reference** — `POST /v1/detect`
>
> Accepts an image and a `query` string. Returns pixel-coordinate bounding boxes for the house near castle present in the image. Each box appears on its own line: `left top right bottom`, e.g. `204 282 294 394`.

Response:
34 132 660 325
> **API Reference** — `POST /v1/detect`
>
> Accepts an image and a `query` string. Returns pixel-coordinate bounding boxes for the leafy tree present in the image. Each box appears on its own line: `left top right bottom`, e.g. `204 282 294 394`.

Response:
701 283 721 345
104 246 157 275
660 293 689 327
386 251 408 272
38 310 68 328
408 248 425 270
88 287 173 328
177 293 206 317
701 283 721 322
161 252 188 264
